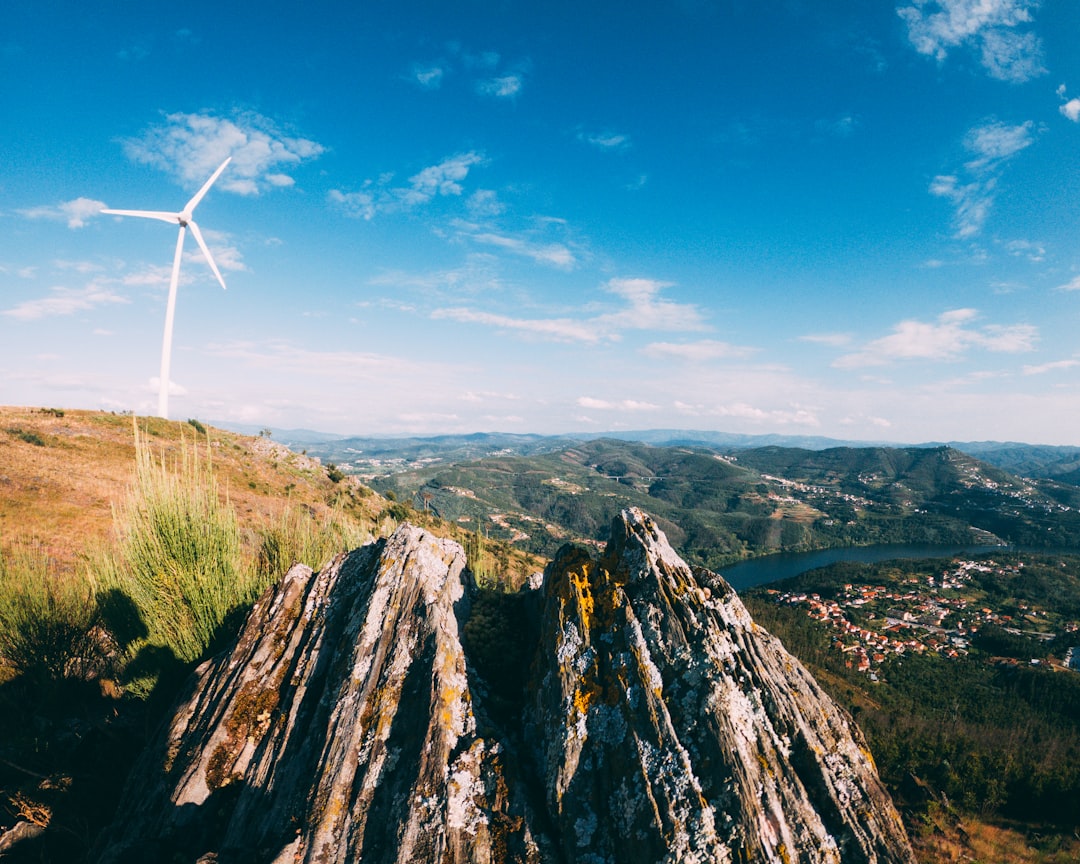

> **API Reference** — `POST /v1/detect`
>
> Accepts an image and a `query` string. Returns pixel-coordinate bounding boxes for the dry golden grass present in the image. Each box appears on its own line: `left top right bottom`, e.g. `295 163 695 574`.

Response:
912 817 1080 863
0 407 388 575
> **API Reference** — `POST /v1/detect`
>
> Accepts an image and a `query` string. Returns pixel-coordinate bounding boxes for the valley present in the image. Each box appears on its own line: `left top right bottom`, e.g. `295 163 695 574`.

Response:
3 411 1080 862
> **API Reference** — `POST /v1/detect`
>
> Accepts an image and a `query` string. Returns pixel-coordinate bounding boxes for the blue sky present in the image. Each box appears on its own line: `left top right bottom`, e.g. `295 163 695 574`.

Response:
4 1 1080 443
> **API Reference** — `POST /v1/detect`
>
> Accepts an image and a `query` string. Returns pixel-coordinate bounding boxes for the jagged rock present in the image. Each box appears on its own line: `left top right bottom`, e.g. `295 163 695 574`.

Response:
0 820 46 856
96 524 544 863
97 511 915 863
530 508 915 863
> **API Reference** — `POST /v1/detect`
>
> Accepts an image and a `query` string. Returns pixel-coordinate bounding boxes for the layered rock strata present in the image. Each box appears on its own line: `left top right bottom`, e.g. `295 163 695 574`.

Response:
97 510 915 864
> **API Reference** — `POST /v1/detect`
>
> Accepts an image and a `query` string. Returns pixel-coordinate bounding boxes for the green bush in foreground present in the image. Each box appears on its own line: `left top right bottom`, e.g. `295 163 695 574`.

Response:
0 542 104 683
256 505 371 580
93 429 260 665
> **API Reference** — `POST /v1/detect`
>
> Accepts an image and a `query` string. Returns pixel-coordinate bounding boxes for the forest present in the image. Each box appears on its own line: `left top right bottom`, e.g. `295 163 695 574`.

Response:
742 553 1080 844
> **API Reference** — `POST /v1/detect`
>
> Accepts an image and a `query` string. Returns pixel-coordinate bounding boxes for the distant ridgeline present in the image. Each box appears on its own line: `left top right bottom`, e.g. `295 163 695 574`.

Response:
351 439 1080 569
97 510 916 863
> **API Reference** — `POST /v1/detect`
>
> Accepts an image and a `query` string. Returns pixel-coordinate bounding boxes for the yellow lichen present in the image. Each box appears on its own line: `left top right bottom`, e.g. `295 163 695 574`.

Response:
573 684 595 716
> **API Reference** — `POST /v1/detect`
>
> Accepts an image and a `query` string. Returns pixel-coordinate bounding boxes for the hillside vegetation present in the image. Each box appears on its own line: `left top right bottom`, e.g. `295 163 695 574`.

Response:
371 439 1080 570
743 553 1080 863
0 407 385 574
3 411 1079 862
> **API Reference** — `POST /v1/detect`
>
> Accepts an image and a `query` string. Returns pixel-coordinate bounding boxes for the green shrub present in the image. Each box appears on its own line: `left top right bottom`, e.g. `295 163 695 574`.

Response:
0 542 104 683
93 428 259 664
256 506 370 580
7 427 46 447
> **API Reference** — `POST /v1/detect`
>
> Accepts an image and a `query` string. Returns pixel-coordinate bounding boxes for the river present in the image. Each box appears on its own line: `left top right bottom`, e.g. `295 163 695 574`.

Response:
720 543 1007 592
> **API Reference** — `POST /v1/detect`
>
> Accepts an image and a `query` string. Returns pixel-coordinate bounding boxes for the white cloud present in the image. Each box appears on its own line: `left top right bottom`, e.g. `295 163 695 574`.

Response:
978 28 1044 82
897 0 1045 82
18 197 107 228
800 332 854 347
1055 274 1080 292
3 283 129 320
597 277 708 332
467 189 505 217
187 227 246 274
327 188 376 220
431 277 707 344
1022 359 1079 375
930 120 1034 238
431 308 598 343
55 260 104 274
330 152 484 220
367 260 504 299
411 64 445 89
123 111 324 196
208 340 462 383
642 339 756 361
579 130 631 151
1058 87 1080 122
834 308 1037 368
674 400 821 427
405 153 484 202
1003 238 1044 261
478 75 522 98
576 397 659 412
963 120 1034 168
116 40 151 62
468 232 576 268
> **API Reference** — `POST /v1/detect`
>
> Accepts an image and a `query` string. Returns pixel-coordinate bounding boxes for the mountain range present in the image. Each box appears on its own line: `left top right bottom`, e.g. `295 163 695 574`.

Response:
344 439 1080 571
219 425 1080 484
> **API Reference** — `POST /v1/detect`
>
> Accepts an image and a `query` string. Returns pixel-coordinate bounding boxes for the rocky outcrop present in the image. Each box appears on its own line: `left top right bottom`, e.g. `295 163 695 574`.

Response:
530 509 914 863
97 510 915 863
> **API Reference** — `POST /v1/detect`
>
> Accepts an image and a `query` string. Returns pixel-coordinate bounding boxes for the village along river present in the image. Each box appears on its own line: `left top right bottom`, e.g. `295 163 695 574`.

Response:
720 543 1008 592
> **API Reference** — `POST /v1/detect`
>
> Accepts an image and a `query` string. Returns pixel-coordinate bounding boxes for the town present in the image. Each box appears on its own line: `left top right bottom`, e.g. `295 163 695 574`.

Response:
765 557 1080 680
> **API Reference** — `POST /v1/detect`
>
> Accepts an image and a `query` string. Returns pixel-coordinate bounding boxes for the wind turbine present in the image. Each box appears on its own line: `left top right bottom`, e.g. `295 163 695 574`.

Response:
102 157 232 419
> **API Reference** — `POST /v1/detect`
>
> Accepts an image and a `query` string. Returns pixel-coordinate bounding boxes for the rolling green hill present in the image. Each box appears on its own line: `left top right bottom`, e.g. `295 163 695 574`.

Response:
370 440 1080 570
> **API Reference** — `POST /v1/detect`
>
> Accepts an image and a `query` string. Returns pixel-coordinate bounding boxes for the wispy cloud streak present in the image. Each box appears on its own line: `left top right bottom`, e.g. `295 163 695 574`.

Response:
3 283 129 320
930 120 1035 238
18 198 107 228
432 277 707 344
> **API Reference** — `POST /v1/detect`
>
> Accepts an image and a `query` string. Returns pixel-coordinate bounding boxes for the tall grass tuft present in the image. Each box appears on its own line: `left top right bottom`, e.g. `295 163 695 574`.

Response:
95 424 259 665
256 505 371 581
0 541 104 683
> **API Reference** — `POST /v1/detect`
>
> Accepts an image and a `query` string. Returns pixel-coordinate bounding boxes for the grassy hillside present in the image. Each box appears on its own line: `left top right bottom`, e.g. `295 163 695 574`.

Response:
0 407 390 575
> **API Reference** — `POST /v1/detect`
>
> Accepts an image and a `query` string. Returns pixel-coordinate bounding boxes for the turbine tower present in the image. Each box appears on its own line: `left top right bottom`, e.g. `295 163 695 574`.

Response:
102 157 232 419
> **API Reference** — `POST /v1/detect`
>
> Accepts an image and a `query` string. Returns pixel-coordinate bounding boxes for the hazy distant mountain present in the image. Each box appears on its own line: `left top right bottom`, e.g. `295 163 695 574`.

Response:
941 441 1080 481
249 426 1080 490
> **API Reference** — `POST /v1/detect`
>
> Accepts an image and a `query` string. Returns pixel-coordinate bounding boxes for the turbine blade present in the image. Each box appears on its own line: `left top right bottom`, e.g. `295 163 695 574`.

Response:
184 157 232 214
101 209 180 224
187 220 227 290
